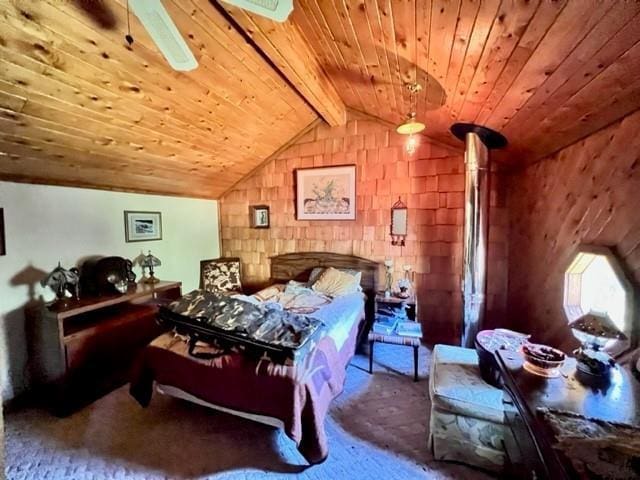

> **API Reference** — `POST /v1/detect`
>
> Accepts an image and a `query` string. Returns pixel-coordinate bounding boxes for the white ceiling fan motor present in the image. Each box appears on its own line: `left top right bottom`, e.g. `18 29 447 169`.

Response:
221 0 293 22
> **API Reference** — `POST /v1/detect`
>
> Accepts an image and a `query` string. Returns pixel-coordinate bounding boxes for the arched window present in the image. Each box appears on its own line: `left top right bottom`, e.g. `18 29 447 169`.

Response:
563 246 636 357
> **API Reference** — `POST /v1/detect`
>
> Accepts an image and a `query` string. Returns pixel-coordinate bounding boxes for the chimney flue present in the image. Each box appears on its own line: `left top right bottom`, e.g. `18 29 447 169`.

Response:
451 123 507 348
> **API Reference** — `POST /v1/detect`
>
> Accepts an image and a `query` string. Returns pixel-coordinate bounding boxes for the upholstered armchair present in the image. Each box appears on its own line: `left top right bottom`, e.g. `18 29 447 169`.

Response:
428 344 505 472
199 257 243 294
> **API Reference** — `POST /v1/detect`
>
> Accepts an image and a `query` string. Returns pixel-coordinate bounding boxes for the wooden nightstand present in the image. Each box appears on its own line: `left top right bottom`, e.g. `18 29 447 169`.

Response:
374 292 417 320
369 292 422 381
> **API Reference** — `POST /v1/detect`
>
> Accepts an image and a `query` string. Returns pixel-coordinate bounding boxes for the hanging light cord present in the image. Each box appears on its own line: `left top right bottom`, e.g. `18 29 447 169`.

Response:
125 0 134 45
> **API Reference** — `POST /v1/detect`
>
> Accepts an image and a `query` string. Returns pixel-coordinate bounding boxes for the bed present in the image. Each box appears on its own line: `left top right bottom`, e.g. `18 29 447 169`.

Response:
129 252 379 464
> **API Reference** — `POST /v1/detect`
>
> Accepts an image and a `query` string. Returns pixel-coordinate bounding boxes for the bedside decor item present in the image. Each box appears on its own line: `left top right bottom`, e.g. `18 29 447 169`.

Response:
569 312 627 376
396 278 411 298
384 259 394 298
522 343 566 378
396 264 413 298
249 205 270 228
141 251 161 284
390 197 408 246
296 165 356 220
40 262 80 307
124 211 162 242
0 208 5 256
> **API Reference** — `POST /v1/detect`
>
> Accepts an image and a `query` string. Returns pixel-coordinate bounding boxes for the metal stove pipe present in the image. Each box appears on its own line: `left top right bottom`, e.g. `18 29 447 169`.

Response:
451 123 507 348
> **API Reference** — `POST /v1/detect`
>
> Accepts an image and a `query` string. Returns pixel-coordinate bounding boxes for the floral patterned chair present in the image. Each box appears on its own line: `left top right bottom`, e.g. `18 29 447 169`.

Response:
428 344 505 472
199 257 243 294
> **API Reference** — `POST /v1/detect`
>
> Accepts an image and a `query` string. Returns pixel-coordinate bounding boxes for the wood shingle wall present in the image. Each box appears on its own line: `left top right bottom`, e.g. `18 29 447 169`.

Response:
220 115 508 343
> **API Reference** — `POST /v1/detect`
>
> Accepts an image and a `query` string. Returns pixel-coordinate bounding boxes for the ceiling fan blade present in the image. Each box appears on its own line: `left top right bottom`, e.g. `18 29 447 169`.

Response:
220 0 293 22
129 0 198 72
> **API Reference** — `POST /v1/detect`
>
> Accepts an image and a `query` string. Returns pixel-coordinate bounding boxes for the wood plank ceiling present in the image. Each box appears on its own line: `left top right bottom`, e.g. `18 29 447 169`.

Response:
0 0 318 198
1 1 640 198
289 0 640 164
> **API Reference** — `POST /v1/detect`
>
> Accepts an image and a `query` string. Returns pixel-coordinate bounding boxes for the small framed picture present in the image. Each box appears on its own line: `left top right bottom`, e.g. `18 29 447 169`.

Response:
0 208 5 256
250 205 270 229
124 211 162 242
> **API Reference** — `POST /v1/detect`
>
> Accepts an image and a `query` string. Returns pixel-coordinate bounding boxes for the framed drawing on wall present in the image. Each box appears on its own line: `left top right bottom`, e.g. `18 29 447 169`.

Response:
296 165 356 220
0 208 5 256
250 205 270 229
124 211 163 242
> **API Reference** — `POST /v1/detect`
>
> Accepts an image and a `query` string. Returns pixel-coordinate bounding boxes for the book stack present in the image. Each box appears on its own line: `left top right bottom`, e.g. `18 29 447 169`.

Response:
396 321 422 338
372 314 398 335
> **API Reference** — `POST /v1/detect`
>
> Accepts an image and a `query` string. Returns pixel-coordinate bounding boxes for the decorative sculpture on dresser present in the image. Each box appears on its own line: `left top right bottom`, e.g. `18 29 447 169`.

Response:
40 262 80 307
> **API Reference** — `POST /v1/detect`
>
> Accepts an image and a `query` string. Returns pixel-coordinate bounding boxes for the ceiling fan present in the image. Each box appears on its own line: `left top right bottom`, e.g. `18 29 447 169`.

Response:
128 0 197 71
126 0 292 72
220 0 293 22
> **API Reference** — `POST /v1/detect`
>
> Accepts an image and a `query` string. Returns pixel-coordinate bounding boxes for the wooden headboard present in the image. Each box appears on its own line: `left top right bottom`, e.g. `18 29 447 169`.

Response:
270 252 380 341
270 252 380 293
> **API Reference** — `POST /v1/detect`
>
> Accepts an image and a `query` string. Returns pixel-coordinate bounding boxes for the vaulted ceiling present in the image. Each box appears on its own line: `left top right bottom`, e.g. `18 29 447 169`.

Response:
1 0 640 198
0 0 317 198
286 0 640 162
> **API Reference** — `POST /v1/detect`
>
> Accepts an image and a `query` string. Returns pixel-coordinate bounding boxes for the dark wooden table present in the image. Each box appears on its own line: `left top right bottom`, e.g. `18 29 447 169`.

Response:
496 350 640 480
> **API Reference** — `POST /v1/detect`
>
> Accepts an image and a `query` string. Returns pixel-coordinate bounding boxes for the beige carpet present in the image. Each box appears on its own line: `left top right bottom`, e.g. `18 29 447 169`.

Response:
5 344 493 479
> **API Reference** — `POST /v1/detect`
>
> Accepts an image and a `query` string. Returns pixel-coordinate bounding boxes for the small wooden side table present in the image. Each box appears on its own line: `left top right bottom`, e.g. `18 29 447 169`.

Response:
368 293 422 381
375 292 417 321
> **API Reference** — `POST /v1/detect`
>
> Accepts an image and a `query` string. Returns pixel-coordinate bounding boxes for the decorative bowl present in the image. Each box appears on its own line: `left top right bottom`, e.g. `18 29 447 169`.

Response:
522 343 566 378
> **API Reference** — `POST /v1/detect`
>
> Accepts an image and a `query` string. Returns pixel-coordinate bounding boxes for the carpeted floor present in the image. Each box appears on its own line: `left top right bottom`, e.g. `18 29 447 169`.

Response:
5 344 493 480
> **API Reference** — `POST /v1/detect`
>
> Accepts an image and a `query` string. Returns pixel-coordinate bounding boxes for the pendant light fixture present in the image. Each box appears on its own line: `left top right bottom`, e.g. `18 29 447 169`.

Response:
397 83 425 155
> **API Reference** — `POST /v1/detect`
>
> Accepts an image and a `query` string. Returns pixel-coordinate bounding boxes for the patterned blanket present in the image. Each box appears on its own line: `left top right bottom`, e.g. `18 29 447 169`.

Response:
130 301 364 464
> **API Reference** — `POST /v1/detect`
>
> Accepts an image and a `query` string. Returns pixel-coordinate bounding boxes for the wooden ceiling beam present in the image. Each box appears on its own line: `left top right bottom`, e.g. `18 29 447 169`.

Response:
218 2 347 127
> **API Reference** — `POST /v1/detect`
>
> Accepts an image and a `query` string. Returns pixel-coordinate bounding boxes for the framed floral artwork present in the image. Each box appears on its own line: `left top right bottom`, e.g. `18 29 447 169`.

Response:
295 165 356 220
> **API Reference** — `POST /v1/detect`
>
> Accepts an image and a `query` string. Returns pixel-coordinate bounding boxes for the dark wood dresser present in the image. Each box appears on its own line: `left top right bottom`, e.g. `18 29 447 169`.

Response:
27 281 181 414
496 350 640 480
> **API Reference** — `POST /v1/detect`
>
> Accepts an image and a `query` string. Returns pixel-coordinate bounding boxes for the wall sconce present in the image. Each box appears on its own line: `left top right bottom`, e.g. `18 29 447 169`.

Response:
390 197 408 246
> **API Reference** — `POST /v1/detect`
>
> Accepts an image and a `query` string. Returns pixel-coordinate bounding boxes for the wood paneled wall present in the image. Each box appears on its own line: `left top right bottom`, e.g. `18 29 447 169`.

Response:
220 114 508 343
507 109 640 350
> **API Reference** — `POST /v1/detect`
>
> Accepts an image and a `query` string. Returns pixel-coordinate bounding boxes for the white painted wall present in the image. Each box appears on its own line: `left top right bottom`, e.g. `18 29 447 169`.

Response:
0 181 220 401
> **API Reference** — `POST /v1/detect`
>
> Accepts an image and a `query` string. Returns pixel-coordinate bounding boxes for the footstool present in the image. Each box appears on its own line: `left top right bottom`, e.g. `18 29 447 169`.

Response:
428 344 505 472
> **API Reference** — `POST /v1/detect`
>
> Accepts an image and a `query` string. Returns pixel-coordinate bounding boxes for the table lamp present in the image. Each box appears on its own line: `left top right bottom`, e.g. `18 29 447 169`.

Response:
141 251 161 284
383 259 394 298
569 312 626 376
40 262 80 306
